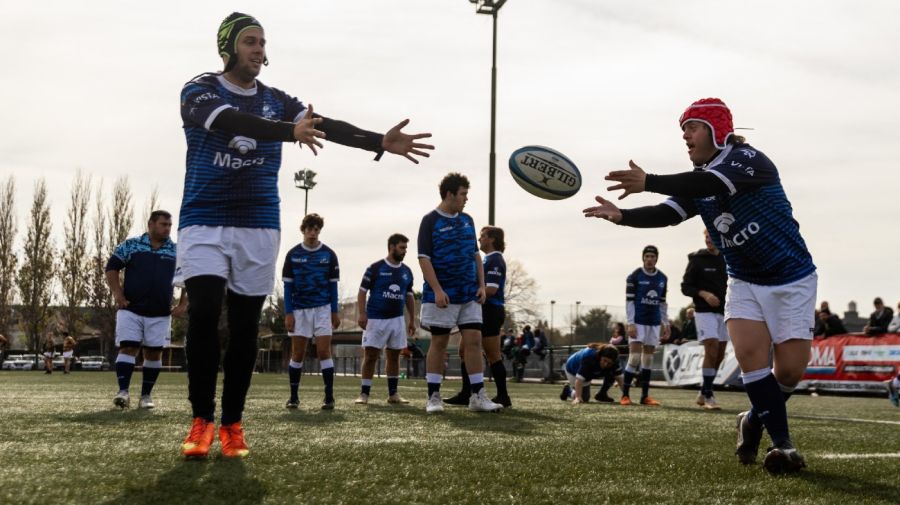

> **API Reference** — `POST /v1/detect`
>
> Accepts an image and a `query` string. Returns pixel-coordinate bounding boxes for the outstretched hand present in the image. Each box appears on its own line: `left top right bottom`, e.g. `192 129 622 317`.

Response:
293 104 325 155
582 196 623 223
605 160 646 200
382 119 434 164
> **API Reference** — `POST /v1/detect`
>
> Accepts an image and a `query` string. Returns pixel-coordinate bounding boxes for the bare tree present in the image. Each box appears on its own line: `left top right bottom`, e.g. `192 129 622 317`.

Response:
16 179 56 352
140 185 160 227
60 170 92 336
504 259 540 326
110 176 134 245
87 179 115 356
0 176 17 335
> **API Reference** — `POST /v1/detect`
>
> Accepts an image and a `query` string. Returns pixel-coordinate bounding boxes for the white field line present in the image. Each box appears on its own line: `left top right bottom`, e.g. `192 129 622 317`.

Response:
793 414 900 426
815 453 900 460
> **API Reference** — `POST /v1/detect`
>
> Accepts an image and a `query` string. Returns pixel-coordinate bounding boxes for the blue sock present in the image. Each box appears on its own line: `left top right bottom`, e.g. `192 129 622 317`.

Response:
640 368 652 399
581 386 591 402
622 367 635 397
387 376 398 396
140 360 162 396
744 372 790 446
115 354 135 393
288 360 303 401
702 368 716 398
361 378 372 396
321 360 335 399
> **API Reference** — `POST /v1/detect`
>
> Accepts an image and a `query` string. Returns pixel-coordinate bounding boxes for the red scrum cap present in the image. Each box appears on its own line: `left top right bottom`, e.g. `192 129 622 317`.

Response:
679 98 734 149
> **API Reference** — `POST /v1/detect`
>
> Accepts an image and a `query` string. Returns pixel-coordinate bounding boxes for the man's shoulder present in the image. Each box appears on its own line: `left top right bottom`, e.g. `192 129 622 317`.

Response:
182 72 220 91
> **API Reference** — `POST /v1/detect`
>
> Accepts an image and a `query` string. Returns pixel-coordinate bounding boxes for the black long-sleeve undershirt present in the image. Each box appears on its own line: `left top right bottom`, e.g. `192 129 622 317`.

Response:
210 109 385 158
618 204 683 228
644 171 730 198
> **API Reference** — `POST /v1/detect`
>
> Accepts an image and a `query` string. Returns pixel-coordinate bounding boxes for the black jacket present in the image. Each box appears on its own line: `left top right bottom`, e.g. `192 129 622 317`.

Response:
815 314 847 337
868 308 894 335
681 249 727 314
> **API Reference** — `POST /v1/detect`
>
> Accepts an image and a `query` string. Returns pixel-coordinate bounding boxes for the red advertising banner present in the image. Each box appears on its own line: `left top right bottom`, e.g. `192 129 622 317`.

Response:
800 333 900 393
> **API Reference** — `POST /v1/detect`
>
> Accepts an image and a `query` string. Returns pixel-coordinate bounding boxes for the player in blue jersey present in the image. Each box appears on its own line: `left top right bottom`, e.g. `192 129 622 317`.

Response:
584 98 816 474
418 173 501 413
105 211 187 410
560 344 621 404
355 234 417 405
282 214 340 411
178 12 433 458
622 245 668 407
444 226 512 408
682 229 729 410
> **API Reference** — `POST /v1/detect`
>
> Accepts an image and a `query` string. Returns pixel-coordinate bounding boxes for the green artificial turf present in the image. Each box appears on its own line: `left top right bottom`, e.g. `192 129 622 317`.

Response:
1 371 898 505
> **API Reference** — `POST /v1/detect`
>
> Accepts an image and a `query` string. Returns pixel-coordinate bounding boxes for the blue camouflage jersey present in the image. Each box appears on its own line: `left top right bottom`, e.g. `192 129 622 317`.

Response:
360 259 414 319
105 234 177 318
626 268 668 326
665 144 815 286
179 73 307 230
282 242 339 311
417 209 478 304
483 251 506 307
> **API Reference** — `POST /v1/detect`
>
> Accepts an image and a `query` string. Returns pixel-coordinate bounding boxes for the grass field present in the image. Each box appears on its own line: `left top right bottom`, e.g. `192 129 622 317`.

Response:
1 371 898 505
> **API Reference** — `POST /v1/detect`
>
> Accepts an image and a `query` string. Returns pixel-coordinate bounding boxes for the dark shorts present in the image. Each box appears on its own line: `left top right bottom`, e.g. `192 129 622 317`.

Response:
482 304 506 337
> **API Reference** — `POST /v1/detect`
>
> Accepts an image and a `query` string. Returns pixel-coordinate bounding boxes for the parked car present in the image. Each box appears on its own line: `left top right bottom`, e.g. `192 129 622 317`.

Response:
2 355 35 371
52 355 82 370
80 356 111 371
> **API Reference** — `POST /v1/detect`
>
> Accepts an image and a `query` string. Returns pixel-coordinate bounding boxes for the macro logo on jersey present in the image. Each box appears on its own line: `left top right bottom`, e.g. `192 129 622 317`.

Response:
642 289 660 306
666 144 815 286
361 260 414 319
417 210 478 304
179 73 308 230
282 243 339 310
483 252 506 307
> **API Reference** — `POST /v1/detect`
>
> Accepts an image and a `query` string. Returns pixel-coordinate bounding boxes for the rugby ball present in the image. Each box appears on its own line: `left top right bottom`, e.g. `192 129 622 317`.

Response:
508 145 581 200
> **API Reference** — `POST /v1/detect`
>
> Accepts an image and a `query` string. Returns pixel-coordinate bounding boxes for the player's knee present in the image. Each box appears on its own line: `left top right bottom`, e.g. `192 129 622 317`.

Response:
773 367 803 388
627 353 641 369
640 352 654 369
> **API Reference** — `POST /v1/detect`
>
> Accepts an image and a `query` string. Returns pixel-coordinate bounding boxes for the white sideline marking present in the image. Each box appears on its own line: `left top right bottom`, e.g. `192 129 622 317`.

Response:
817 453 900 460
794 415 900 426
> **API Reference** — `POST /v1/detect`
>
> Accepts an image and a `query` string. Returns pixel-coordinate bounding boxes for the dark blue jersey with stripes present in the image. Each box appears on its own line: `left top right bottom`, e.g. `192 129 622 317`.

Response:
626 268 668 326
282 242 339 310
565 348 621 380
417 209 478 304
105 234 177 318
483 251 506 307
664 144 815 286
360 259 414 319
179 73 307 230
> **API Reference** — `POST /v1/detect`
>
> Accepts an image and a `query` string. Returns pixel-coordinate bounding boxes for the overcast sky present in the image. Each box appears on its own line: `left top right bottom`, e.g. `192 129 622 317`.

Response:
3 1 899 326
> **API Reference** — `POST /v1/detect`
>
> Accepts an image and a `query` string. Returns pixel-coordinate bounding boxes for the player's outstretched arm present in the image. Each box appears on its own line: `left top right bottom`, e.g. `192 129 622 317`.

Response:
605 159 730 200
584 196 683 229
381 119 433 164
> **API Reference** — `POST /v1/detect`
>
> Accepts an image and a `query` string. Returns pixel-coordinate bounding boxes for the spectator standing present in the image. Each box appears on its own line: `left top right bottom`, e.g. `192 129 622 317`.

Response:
888 302 900 333
815 310 847 337
62 333 77 374
42 331 55 375
681 309 698 342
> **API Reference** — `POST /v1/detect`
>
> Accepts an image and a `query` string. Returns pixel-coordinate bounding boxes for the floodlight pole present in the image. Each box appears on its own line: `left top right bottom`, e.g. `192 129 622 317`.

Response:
471 0 507 225
294 169 318 215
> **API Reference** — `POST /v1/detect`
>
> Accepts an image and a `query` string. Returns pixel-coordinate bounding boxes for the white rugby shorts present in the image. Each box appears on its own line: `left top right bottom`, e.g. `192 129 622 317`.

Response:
115 310 172 348
696 312 729 342
62 351 74 358
629 324 660 347
176 225 280 296
725 272 817 344
421 301 482 330
361 316 407 350
288 305 333 338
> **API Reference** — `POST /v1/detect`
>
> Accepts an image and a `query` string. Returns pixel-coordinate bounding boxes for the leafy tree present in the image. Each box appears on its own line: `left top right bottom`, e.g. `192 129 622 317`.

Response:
60 170 92 336
572 307 612 344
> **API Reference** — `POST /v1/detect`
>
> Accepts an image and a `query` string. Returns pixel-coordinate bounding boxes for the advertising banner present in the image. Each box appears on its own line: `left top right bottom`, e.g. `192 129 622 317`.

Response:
800 333 900 393
661 341 742 387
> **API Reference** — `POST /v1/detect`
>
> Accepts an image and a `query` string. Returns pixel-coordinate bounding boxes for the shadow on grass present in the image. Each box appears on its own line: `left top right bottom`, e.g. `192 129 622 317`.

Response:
798 469 900 503
103 458 266 505
279 410 348 424
440 406 563 435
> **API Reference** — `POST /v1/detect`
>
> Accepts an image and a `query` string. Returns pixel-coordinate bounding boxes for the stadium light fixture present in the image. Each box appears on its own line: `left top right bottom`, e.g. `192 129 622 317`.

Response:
468 0 507 224
294 169 318 215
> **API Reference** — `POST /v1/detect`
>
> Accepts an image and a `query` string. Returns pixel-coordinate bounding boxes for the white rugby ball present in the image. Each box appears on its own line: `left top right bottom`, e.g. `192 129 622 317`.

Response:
508 145 581 200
